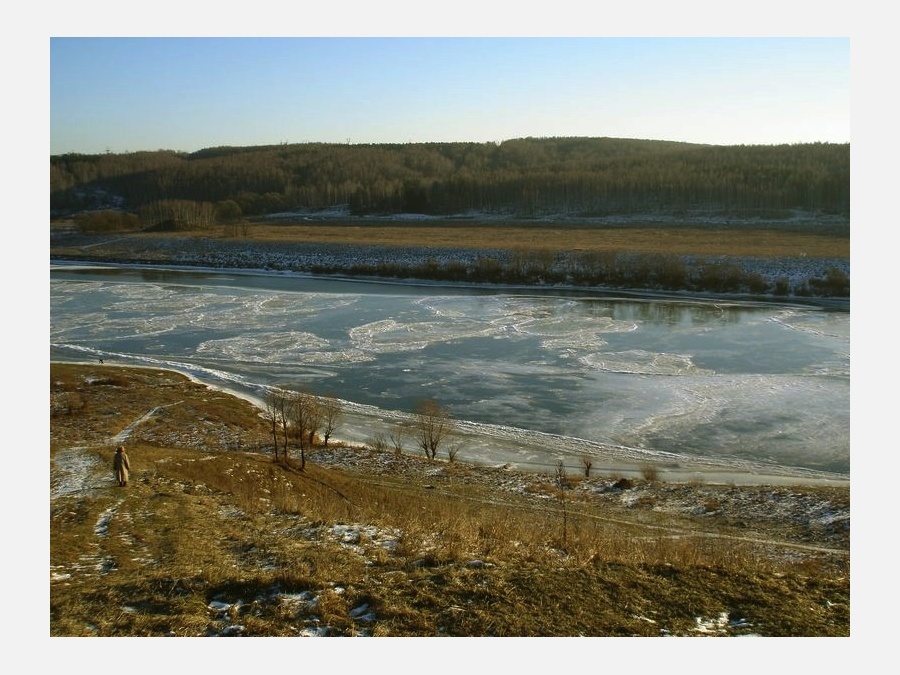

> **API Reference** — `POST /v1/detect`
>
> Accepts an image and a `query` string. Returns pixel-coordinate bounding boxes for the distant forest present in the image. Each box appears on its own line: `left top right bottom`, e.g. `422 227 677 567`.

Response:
50 137 850 228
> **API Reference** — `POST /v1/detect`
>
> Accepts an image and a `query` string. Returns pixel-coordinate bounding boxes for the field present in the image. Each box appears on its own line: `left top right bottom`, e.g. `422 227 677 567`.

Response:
50 217 851 302
52 211 852 257
122 220 851 259
50 363 850 637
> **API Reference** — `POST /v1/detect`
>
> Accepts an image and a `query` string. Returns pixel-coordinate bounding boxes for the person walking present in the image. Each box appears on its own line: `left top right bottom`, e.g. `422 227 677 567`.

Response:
113 445 131 487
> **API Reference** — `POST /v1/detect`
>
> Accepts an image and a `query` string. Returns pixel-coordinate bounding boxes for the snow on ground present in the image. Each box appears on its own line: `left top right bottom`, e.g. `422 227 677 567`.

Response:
50 414 497 637
51 438 786 638
49 217 850 639
51 206 849 299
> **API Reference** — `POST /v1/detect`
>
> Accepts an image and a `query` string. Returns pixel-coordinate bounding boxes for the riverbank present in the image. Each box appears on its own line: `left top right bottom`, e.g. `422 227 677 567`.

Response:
52 354 849 490
51 362 850 568
49 227 849 306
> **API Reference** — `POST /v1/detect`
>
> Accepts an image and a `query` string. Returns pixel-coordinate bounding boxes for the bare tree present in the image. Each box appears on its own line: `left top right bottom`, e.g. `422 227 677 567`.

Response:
319 396 343 447
555 460 568 549
263 387 290 462
447 439 463 463
414 399 453 460
389 422 408 455
278 391 291 461
305 393 323 448
581 455 593 478
289 389 319 470
263 389 283 462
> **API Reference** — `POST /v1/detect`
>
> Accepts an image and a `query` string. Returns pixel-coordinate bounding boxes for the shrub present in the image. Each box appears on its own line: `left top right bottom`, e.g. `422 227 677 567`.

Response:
702 498 722 513
640 464 660 482
809 267 850 297
581 455 593 478
370 433 388 453
613 477 634 490
74 209 140 233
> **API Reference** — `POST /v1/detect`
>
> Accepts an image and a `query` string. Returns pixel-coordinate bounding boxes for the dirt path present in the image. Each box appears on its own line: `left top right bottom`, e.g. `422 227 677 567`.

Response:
52 403 184 503
109 402 183 446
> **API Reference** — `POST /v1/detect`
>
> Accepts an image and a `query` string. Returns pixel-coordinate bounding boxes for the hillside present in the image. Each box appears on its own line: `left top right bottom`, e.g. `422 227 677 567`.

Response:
50 136 851 299
50 363 849 637
50 137 850 221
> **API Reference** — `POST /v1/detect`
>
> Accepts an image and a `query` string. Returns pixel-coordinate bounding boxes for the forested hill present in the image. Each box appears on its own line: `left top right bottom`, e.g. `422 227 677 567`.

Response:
50 137 849 223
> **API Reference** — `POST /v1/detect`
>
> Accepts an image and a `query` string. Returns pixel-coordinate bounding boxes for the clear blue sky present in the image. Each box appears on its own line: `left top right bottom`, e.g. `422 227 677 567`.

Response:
50 36 849 155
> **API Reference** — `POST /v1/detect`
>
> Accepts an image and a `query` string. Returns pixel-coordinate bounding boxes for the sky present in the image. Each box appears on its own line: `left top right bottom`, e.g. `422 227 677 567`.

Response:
49 35 850 155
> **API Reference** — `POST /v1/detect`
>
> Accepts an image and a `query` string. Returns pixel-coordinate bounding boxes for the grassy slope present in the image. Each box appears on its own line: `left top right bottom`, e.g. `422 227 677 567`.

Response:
50 364 849 637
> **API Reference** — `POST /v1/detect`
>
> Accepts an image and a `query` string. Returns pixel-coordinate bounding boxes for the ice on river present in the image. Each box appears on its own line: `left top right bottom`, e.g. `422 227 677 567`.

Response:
50 268 850 484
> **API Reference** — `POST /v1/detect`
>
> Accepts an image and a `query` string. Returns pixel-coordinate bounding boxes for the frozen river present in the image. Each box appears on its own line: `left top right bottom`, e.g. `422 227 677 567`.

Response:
50 263 849 485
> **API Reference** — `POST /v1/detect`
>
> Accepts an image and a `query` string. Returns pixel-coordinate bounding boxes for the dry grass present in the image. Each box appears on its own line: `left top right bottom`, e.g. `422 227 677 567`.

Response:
222 222 850 259
50 364 850 637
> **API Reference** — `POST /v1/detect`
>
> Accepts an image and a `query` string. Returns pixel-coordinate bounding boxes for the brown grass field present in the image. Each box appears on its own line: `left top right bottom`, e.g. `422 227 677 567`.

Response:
50 363 850 637
228 222 850 259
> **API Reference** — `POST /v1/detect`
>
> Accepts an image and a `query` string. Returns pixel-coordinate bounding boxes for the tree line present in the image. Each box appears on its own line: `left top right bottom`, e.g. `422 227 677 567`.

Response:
50 137 849 223
330 250 849 298
262 388 459 470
